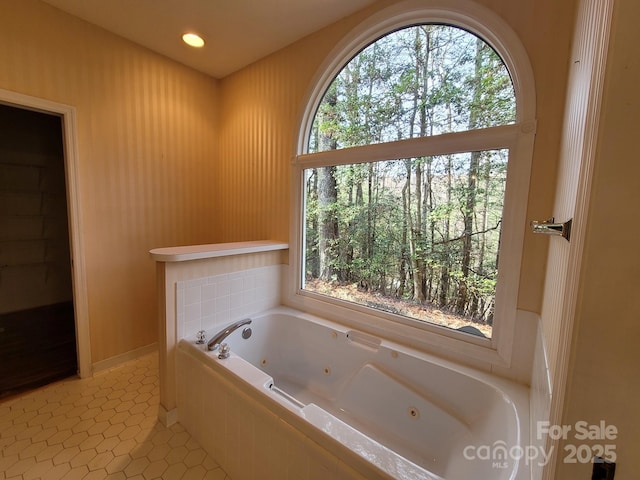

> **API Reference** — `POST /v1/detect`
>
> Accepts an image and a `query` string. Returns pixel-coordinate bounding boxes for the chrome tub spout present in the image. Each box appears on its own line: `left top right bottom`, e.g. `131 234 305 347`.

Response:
207 318 252 351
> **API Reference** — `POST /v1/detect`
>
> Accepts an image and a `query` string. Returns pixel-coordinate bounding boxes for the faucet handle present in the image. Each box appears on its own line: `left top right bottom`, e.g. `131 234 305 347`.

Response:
196 330 206 344
218 343 231 359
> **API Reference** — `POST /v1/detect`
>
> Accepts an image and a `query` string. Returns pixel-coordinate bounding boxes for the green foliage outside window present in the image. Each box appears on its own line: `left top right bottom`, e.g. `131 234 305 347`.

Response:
304 25 516 337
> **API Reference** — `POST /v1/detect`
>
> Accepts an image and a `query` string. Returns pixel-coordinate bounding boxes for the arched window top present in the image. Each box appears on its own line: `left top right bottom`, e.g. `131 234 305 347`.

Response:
298 0 536 154
309 24 516 153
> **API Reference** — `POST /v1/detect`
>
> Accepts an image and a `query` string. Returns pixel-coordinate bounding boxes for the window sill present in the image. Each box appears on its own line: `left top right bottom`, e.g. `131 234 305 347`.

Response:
284 287 513 374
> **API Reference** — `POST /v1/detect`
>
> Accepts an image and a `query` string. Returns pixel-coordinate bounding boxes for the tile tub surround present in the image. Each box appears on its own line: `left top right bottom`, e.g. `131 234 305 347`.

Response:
176 343 372 480
530 322 552 480
176 265 283 340
0 353 232 480
151 240 288 423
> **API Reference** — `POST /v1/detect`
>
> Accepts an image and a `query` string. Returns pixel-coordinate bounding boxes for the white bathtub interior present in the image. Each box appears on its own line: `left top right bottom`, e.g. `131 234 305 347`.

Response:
177 307 531 480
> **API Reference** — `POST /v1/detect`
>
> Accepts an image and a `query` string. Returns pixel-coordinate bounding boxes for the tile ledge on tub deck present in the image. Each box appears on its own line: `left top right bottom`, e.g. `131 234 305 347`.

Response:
149 240 289 262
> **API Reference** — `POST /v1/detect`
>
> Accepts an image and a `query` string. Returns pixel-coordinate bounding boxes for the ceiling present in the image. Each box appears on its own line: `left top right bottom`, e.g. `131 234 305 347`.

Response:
41 0 377 79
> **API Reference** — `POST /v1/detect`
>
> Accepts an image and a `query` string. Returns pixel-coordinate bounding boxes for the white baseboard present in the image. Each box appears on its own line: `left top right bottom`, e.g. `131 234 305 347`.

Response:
91 342 158 374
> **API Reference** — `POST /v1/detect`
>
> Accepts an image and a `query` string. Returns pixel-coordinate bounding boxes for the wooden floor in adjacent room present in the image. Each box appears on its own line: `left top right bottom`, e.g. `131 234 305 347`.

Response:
0 302 78 400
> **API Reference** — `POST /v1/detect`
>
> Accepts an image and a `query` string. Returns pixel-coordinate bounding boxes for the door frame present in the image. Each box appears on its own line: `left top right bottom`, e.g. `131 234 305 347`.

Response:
0 88 91 378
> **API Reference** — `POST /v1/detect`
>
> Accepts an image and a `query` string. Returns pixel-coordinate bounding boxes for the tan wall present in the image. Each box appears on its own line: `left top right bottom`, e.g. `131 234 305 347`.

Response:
4 0 635 475
216 0 577 313
0 0 220 363
556 0 640 477
0 0 580 369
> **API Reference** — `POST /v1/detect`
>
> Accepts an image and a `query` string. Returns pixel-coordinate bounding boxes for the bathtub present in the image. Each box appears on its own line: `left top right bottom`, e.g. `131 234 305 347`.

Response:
176 306 530 480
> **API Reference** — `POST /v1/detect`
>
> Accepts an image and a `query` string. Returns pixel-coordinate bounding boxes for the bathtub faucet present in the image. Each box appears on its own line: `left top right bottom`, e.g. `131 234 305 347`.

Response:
207 318 252 351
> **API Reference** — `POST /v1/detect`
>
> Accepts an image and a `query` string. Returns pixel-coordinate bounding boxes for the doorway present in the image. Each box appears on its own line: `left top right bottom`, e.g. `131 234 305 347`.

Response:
0 103 77 398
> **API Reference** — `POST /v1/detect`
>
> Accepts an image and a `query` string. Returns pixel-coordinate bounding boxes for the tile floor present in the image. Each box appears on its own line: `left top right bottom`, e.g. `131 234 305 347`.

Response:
0 353 232 480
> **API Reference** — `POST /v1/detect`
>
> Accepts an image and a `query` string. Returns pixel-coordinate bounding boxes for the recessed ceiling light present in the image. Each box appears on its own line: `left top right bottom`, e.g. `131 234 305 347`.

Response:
182 33 205 48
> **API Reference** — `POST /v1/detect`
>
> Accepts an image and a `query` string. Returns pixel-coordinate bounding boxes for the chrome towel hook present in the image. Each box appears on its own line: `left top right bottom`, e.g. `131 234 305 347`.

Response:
530 217 572 241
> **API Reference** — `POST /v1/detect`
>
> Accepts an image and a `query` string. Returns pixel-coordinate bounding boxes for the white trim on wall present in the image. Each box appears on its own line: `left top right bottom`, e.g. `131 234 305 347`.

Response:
541 0 615 477
0 88 92 378
92 342 157 374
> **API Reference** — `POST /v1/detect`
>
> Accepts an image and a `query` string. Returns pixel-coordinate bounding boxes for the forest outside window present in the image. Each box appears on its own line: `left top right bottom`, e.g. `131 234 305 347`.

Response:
297 21 530 344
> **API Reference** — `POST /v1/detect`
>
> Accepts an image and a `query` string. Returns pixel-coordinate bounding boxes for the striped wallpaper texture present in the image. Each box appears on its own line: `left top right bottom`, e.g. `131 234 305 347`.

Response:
215 0 578 316
0 0 219 362
214 26 348 244
0 0 578 370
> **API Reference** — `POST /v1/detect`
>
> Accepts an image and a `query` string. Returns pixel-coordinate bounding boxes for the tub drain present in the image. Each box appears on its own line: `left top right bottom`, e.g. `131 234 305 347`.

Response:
408 406 420 419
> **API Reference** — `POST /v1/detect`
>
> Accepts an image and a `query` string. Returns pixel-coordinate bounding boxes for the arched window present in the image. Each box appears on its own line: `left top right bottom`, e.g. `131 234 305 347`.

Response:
310 25 515 151
291 1 536 365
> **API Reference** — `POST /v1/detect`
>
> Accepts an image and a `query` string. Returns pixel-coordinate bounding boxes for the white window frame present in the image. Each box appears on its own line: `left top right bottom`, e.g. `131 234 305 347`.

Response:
287 0 536 368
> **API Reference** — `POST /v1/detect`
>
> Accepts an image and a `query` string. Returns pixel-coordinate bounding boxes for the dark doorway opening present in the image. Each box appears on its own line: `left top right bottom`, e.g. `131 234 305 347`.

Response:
0 103 77 399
